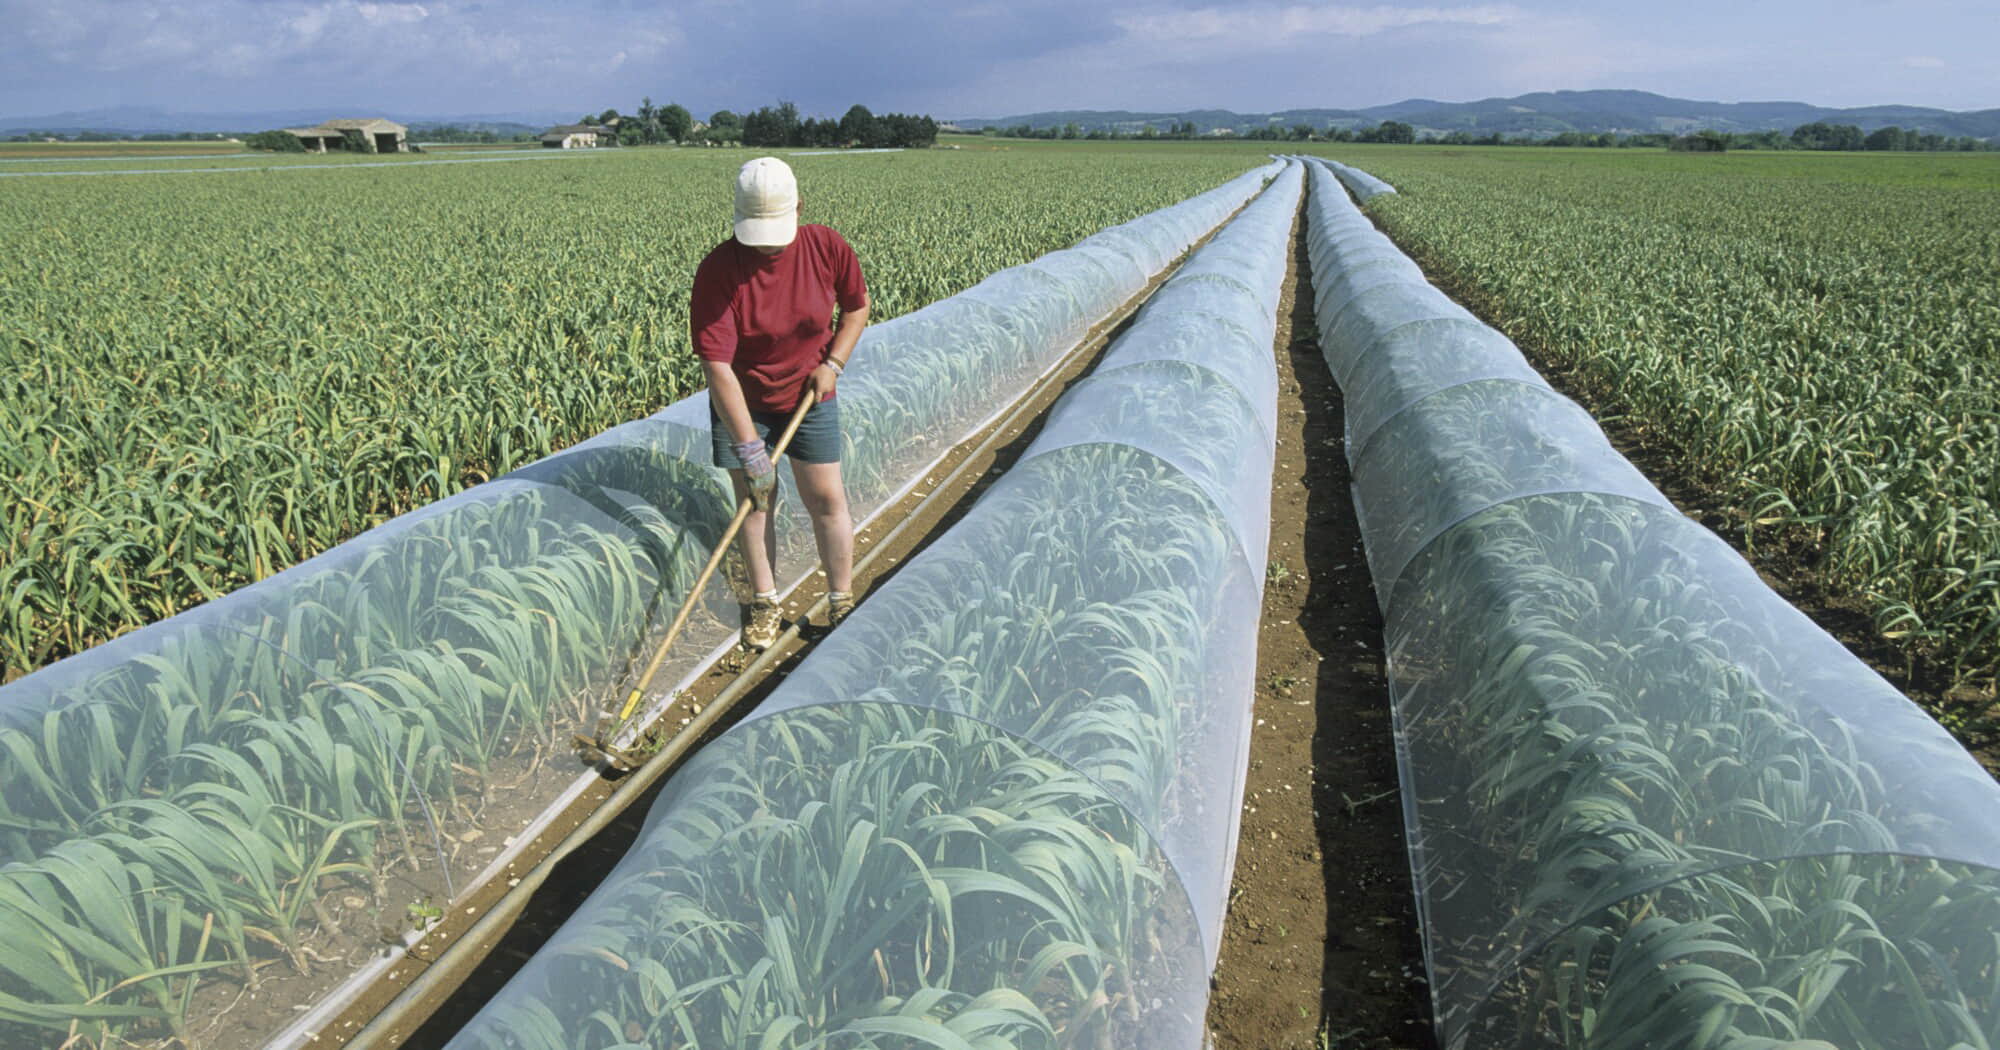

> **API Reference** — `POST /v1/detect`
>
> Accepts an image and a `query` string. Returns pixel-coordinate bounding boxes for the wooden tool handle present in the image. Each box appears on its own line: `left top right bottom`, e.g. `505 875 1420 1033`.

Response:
613 394 817 721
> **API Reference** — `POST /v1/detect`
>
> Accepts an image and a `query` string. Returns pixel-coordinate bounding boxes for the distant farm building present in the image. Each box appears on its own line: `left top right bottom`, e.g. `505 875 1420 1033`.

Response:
542 124 611 149
283 118 408 153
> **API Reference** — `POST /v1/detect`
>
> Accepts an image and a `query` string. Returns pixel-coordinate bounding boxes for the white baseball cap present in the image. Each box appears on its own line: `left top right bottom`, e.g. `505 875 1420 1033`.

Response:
734 157 798 247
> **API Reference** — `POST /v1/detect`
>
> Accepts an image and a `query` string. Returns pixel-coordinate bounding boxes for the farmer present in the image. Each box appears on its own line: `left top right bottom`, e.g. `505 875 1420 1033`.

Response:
690 156 868 649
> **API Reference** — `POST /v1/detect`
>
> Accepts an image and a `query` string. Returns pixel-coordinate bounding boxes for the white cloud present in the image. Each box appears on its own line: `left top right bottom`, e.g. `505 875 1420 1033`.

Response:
968 1 1549 96
1116 3 1519 44
929 2 1591 112
286 6 334 45
5 0 684 104
1479 13 1732 90
355 3 432 26
7 0 1991 122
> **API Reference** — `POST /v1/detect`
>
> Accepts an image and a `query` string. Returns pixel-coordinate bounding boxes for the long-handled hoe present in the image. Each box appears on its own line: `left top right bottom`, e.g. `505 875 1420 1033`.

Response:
574 396 814 772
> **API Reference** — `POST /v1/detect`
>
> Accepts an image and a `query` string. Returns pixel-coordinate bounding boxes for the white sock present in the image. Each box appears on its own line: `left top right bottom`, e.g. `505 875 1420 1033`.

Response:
755 589 779 602
828 590 852 602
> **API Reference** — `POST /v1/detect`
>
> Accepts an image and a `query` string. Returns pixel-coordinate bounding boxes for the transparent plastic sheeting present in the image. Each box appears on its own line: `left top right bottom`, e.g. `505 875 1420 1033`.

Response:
1318 156 1395 201
1307 156 2000 1049
442 160 1302 1050
1352 380 1672 603
0 162 1280 1047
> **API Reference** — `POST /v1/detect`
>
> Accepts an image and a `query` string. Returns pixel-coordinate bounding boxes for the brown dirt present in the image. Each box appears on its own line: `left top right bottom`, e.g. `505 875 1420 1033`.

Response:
163 730 614 1050
1204 197 1435 1048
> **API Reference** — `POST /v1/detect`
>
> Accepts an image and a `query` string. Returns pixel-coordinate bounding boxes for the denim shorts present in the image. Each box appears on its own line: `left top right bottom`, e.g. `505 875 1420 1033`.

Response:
710 395 843 467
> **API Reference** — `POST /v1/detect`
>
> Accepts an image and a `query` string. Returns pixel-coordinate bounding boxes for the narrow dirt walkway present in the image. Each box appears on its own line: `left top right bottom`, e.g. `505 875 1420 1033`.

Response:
1205 195 1434 1049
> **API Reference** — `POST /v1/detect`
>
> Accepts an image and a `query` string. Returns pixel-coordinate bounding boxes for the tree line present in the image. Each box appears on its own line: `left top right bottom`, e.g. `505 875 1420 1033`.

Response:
1477 124 1996 152
577 100 936 149
984 119 1421 143
992 120 1205 140
739 103 937 149
231 98 939 153
1786 121 1989 152
977 119 1995 152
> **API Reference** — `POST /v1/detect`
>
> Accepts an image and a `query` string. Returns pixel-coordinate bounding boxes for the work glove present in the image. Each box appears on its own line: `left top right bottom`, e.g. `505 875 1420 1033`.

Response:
735 438 777 512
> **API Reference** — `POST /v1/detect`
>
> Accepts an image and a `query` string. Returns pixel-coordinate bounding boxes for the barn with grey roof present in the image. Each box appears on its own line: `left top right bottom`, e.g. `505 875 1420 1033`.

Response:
282 118 408 153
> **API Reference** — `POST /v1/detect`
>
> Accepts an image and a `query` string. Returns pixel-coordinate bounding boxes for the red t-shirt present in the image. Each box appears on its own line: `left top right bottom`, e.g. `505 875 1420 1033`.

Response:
690 224 868 414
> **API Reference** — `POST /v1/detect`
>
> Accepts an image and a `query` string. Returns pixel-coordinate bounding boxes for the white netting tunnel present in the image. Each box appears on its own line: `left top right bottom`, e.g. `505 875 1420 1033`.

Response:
1305 157 2000 1049
1317 156 1395 201
0 163 1281 1046
438 160 1304 1050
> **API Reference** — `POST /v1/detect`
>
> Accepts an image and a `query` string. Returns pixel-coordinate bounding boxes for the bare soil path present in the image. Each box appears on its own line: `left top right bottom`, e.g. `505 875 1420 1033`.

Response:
1205 196 1434 1049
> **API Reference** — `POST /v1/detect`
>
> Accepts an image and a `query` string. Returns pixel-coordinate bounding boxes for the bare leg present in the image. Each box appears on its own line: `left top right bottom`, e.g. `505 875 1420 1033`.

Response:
727 469 780 595
791 460 853 594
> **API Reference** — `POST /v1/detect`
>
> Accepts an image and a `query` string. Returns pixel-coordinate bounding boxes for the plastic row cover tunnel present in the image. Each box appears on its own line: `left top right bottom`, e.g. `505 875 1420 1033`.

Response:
1313 155 1394 202
1305 155 2000 1049
442 160 1304 1050
0 162 1281 1048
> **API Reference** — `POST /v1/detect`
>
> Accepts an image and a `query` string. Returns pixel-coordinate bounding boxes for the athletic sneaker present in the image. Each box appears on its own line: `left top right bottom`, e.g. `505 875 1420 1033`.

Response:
742 598 782 650
827 592 856 629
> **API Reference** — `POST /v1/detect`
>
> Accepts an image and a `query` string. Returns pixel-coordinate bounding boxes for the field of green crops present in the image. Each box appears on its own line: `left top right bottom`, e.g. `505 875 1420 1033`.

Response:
0 144 1265 681
0 158 1277 1049
1322 145 2000 720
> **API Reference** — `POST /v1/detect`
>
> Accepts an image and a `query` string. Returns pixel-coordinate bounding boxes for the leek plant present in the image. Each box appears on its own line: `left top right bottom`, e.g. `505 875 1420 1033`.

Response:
1394 493 2000 1049
1305 161 2000 1048
0 147 1271 682
1348 146 2000 697
0 163 1281 1047
0 484 682 1044
443 165 1296 1050
464 704 1206 1050
448 440 1255 1050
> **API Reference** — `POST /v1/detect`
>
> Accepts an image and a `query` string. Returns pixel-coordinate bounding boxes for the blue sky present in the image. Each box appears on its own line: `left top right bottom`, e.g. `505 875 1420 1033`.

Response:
4 0 1995 120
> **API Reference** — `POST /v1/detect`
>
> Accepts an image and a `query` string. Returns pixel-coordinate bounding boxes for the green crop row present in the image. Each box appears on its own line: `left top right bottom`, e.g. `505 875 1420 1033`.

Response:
0 146 1262 681
1398 492 2000 1049
438 163 1298 1050
474 702 1199 1050
0 307 1034 1045
0 159 1276 1047
446 434 1253 1050
1327 146 2000 707
1303 156 2000 1048
0 482 688 1045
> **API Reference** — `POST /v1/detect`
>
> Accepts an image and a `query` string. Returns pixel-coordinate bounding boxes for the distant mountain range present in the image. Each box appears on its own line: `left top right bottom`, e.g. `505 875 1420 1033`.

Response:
0 105 574 136
952 90 2000 139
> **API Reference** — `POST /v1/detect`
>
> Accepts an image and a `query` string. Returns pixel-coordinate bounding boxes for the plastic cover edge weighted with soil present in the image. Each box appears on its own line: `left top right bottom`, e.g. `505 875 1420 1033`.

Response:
0 161 1282 1048
439 160 1303 1050
1305 157 2000 1049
